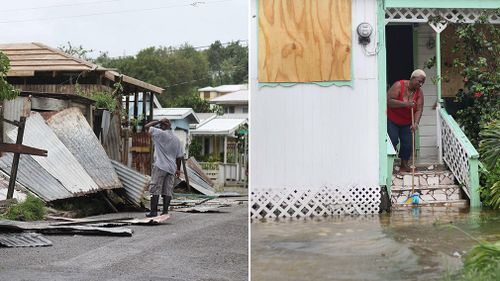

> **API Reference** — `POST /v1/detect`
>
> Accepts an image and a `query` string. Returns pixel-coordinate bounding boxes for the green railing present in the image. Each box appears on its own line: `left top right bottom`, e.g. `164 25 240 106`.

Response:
438 107 480 207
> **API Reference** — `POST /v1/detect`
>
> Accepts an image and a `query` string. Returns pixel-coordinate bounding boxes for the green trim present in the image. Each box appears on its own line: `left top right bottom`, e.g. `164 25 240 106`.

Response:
469 158 481 208
386 134 397 194
378 0 388 186
439 108 480 206
439 108 479 158
258 81 353 88
436 32 443 103
385 0 500 9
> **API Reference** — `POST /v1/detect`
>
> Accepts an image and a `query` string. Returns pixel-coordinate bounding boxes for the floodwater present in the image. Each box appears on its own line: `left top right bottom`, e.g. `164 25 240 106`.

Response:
251 207 500 281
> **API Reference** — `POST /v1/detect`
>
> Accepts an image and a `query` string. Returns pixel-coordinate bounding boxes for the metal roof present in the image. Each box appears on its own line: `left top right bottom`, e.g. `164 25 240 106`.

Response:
0 153 72 202
0 42 101 76
7 112 99 196
0 232 52 248
198 84 247 93
45 108 122 190
191 117 247 136
153 108 200 124
0 42 163 94
111 160 150 208
209 90 248 105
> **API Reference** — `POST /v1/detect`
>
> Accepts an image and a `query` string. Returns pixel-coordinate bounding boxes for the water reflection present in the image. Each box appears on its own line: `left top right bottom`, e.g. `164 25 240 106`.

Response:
251 207 500 281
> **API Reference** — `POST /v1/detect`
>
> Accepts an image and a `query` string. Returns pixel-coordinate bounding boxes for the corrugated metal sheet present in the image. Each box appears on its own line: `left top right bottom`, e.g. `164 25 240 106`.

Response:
103 114 122 162
0 154 71 201
46 108 122 190
111 160 150 207
7 112 99 196
0 232 52 248
2 96 30 141
182 165 216 196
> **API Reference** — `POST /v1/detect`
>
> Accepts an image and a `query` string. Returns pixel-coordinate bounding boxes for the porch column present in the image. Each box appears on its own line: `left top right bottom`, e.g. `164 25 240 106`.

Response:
223 136 228 164
429 21 448 165
436 32 443 104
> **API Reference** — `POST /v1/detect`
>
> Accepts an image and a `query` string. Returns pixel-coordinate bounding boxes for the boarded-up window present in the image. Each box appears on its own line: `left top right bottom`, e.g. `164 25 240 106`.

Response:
258 0 352 82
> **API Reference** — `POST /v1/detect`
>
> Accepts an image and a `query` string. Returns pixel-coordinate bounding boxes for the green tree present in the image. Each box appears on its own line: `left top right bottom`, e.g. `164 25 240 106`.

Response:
0 51 19 101
95 40 247 111
452 13 500 147
205 40 248 86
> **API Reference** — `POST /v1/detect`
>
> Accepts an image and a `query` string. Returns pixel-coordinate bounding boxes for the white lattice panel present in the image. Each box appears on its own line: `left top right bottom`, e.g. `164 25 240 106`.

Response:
251 186 380 219
439 114 471 198
386 8 500 24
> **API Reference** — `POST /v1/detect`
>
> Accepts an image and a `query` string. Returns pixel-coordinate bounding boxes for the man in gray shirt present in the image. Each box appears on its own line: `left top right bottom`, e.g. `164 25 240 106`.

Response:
144 118 183 217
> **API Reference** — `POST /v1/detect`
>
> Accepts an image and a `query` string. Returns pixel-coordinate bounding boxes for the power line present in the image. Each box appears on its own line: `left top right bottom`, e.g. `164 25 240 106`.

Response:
0 0 233 24
0 0 123 13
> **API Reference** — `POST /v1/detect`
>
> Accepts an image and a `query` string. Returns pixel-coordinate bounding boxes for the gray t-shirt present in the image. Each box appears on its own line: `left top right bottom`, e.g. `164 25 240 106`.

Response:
149 127 183 174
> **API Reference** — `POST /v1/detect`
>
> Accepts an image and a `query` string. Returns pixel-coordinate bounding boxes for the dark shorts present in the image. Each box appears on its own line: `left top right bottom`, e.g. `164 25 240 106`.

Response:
149 166 174 196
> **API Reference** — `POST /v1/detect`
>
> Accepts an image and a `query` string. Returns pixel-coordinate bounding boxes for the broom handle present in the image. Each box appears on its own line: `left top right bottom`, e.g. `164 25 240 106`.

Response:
411 106 415 194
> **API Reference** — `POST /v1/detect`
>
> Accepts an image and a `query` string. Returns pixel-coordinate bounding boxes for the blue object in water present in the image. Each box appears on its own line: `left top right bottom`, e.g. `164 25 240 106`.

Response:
411 193 420 205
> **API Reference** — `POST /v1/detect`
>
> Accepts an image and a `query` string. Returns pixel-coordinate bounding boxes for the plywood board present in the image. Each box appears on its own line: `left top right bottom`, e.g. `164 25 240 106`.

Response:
258 0 352 82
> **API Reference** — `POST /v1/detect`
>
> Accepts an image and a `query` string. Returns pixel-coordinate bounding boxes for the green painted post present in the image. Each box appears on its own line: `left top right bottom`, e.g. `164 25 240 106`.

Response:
469 157 481 208
378 0 388 186
436 32 443 103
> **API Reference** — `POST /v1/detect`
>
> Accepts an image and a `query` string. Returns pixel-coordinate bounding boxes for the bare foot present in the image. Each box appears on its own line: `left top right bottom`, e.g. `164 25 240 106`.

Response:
399 166 411 173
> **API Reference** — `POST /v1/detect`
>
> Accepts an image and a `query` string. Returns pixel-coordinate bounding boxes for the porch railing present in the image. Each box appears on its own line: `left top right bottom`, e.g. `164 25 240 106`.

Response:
199 162 220 182
438 107 480 207
199 162 247 186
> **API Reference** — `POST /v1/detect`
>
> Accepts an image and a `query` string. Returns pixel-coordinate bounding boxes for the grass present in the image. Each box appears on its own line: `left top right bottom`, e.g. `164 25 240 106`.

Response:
4 194 46 221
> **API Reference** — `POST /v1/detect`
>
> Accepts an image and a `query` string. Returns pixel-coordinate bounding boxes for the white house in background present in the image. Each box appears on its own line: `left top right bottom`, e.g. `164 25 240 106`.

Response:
198 84 248 101
191 114 248 185
153 108 199 155
209 89 248 114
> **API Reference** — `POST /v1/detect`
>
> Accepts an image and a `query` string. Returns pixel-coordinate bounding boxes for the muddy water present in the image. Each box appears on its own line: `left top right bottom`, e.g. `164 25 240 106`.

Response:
251 207 500 281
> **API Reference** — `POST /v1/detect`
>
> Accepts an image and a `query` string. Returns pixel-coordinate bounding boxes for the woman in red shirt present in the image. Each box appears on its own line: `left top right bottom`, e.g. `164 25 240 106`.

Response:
387 69 426 172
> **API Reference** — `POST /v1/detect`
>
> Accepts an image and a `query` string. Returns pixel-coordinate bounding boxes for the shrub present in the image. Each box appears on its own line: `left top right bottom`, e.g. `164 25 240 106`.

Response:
479 120 500 209
5 194 46 221
92 91 118 112
452 12 500 147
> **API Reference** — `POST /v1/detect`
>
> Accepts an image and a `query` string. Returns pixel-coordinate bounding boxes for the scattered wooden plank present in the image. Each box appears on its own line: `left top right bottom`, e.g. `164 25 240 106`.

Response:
119 214 170 225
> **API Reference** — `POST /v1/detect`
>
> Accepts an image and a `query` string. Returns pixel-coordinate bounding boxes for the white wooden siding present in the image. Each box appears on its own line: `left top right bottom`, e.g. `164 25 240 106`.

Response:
250 0 379 190
415 24 439 164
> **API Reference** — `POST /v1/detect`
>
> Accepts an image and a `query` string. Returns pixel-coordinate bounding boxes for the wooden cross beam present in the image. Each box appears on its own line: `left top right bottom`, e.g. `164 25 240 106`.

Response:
0 116 48 200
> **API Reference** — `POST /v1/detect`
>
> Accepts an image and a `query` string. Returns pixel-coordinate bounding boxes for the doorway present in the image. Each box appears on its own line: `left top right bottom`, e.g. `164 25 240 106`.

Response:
386 25 414 88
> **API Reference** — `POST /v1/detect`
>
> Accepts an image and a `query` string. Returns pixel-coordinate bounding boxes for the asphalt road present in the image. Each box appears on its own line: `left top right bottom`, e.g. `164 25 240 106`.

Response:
0 203 248 281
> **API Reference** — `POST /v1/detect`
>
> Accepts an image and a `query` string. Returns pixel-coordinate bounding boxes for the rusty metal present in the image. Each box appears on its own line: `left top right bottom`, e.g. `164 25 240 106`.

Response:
131 132 151 175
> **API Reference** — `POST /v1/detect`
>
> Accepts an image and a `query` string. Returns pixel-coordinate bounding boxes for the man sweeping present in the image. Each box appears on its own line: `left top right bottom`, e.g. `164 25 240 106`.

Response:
145 118 183 217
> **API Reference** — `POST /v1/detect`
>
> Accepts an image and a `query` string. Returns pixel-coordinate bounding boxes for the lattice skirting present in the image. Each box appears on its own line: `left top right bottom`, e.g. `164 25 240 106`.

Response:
251 185 381 219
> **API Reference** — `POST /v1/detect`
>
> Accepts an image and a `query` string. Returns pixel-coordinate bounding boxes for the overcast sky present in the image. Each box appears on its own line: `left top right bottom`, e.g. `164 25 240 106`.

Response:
0 0 248 58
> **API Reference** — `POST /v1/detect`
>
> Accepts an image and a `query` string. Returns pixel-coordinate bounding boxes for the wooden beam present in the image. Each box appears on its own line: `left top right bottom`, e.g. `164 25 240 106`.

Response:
7 117 26 199
0 143 47 156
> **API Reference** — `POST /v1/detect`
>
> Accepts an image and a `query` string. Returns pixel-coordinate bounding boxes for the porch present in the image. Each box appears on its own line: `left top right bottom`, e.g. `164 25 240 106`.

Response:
381 4 499 208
